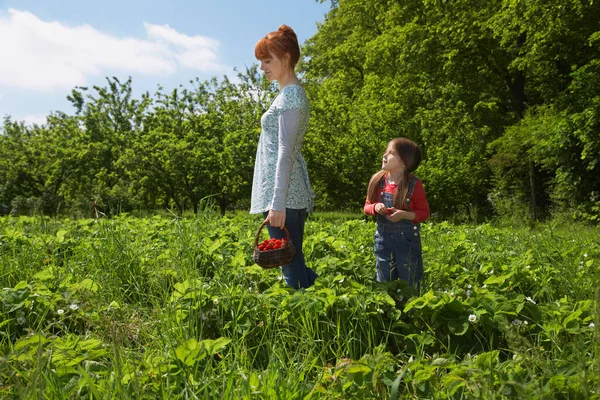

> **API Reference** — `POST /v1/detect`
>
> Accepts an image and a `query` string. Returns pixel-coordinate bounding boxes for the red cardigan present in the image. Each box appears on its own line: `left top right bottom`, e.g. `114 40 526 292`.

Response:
364 178 430 223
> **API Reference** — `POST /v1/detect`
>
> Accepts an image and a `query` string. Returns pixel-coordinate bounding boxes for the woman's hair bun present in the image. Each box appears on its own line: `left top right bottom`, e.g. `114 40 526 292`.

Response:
278 24 298 42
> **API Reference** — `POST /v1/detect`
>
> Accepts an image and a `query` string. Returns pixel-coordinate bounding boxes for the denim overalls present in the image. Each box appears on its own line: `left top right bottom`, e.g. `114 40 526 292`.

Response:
374 176 423 291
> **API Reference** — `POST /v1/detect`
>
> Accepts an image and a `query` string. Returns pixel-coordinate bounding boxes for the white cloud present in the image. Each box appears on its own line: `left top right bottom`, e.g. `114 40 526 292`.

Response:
0 9 229 91
12 114 47 126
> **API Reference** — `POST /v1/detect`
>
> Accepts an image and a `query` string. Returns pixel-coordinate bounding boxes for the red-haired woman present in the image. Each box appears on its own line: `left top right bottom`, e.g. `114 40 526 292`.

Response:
250 25 317 289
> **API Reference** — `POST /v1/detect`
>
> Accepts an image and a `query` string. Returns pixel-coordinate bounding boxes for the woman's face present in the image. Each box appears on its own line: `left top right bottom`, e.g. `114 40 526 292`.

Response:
259 52 289 82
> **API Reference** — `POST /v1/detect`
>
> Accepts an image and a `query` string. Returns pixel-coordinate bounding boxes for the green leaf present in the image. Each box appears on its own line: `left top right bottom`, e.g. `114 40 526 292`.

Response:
34 268 55 281
175 338 206 366
202 337 232 355
69 278 99 293
448 318 469 336
483 272 513 285
345 363 372 375
475 351 499 369
432 357 455 367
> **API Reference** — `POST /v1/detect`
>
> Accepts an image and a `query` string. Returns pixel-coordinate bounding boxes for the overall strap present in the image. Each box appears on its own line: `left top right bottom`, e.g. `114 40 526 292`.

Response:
405 175 419 209
408 175 418 197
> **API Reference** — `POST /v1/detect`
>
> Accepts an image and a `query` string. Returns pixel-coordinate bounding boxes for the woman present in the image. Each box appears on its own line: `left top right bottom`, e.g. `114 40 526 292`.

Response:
250 25 317 289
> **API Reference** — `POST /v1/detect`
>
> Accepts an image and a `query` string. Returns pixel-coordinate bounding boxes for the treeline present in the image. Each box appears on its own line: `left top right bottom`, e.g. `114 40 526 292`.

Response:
0 69 274 217
2 0 600 222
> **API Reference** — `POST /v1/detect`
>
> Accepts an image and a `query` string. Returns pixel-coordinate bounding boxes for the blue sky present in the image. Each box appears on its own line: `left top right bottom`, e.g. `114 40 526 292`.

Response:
0 0 330 125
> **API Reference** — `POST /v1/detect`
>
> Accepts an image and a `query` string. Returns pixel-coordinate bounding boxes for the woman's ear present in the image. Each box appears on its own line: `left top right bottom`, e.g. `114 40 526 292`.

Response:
284 54 293 70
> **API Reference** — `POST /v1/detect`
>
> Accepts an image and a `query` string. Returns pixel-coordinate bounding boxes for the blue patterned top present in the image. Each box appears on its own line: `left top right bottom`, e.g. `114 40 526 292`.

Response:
250 85 315 214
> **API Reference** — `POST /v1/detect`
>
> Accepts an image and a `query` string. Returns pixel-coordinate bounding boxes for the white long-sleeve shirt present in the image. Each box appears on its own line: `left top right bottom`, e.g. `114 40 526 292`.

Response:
250 85 315 214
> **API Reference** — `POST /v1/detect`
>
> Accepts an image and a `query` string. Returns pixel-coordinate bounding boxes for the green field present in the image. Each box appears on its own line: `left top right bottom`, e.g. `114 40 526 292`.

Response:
1 212 599 398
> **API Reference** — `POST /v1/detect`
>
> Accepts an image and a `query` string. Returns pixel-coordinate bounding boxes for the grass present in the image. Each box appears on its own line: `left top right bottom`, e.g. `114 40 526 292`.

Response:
0 211 599 398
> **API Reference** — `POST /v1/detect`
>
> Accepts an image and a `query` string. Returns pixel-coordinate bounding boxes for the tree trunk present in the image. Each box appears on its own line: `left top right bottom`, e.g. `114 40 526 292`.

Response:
529 159 536 222
219 196 227 216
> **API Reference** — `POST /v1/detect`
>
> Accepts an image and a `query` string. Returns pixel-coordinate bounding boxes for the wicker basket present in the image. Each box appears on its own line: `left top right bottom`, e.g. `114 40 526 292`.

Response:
253 221 296 269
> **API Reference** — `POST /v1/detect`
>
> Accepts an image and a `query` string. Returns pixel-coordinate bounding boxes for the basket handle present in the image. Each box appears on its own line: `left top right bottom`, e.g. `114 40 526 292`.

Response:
254 220 293 247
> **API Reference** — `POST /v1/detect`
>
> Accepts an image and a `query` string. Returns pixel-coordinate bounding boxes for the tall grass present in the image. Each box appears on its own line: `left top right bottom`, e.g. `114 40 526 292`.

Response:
0 212 598 398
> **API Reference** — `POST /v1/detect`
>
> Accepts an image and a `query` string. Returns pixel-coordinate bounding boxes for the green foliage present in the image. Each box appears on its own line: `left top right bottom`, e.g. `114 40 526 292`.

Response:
301 0 600 220
0 213 599 397
2 0 600 220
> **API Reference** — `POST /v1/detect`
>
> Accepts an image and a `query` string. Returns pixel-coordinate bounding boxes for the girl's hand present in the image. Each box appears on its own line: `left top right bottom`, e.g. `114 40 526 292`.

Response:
374 203 388 215
266 209 286 228
386 209 405 222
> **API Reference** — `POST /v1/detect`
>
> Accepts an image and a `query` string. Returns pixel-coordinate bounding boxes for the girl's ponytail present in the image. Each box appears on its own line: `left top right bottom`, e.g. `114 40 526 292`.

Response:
366 170 387 204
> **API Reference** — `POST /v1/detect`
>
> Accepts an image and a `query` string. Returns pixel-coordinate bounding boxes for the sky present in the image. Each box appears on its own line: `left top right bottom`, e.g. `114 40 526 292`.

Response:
0 0 330 125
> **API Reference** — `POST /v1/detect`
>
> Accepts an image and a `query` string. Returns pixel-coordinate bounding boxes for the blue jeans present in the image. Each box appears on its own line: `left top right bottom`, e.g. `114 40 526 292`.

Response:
263 208 317 289
374 225 423 291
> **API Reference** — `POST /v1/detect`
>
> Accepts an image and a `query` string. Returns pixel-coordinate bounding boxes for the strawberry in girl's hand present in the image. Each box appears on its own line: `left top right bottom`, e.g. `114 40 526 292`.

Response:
387 207 394 215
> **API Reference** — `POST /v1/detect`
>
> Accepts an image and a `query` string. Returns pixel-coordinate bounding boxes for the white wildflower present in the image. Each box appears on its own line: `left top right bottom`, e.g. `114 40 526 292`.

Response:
69 304 79 311
482 284 487 289
466 290 471 297
213 298 219 305
377 308 384 314
512 319 521 326
526 297 536 305
523 320 528 325
590 323 595 328
525 265 530 269
584 253 588 258
399 295 404 301
57 309 65 315
467 284 472 289
397 289 402 293
468 314 477 323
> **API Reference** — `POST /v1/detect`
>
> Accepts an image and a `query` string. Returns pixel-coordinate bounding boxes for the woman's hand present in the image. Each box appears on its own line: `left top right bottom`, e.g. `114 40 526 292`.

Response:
266 209 286 228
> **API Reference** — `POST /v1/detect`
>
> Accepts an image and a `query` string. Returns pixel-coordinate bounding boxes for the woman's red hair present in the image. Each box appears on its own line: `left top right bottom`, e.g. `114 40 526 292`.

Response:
255 24 300 68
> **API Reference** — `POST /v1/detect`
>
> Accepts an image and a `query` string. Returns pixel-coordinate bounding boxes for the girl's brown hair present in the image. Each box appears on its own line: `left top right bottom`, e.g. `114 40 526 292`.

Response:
254 24 300 68
366 138 423 210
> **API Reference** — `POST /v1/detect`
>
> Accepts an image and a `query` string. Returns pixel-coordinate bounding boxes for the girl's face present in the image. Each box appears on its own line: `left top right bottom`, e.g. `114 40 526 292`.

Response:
259 52 289 82
382 143 404 173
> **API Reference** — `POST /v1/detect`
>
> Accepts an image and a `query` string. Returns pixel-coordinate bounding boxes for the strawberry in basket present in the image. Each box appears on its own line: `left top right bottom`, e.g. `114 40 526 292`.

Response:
258 238 289 251
253 221 296 269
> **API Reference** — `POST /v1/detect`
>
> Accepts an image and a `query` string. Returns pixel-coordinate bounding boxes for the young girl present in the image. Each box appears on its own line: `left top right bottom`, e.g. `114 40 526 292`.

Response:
364 138 430 290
